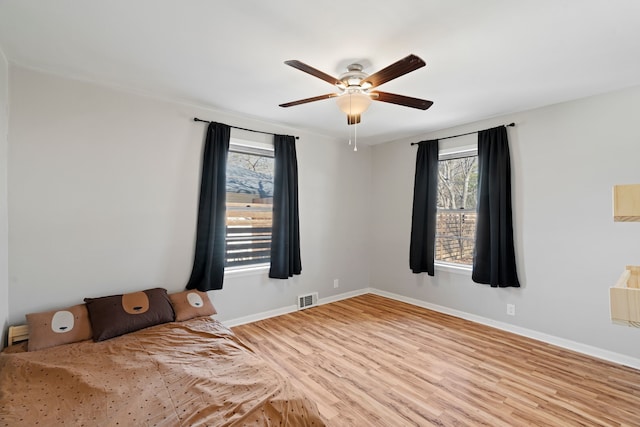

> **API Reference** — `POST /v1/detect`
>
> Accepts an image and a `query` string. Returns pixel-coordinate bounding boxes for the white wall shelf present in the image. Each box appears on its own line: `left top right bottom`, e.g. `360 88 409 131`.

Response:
610 266 640 327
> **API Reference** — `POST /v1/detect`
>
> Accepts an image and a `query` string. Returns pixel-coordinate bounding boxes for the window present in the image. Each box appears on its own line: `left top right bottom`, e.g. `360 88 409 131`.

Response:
436 149 478 266
225 140 274 269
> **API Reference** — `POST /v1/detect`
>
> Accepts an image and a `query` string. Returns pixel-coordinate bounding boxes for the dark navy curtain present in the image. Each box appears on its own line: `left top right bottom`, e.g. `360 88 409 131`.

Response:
409 139 439 276
269 135 302 279
472 126 520 287
186 122 230 291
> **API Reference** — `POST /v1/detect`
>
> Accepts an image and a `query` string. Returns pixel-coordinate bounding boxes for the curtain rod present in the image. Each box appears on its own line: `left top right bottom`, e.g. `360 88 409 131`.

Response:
193 117 299 140
410 122 515 145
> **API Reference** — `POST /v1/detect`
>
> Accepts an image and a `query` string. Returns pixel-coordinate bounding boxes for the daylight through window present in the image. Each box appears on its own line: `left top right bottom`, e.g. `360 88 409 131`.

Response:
436 151 478 266
225 143 274 269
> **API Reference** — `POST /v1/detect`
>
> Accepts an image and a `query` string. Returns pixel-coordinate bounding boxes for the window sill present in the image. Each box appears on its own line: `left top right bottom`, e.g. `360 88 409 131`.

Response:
224 264 270 278
435 262 472 275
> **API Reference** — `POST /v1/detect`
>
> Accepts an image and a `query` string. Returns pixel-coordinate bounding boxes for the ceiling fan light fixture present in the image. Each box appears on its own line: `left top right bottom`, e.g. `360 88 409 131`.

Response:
280 55 432 143
335 92 372 116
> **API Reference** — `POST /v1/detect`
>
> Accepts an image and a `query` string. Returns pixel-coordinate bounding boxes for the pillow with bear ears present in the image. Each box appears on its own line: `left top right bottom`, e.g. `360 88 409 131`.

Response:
84 288 175 341
26 304 93 351
169 290 217 322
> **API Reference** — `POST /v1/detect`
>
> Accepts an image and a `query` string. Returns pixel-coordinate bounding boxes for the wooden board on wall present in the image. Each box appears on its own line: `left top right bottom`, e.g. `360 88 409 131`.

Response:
613 184 640 221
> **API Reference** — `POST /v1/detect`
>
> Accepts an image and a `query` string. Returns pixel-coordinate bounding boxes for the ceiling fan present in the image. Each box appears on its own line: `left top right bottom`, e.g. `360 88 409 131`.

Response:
279 54 433 125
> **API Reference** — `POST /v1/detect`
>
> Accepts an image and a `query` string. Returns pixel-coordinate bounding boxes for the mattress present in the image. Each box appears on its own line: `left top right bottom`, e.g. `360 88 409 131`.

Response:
0 317 325 426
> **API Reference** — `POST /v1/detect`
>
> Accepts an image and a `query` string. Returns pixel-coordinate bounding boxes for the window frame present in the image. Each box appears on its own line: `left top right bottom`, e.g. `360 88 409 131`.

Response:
434 144 478 273
224 135 275 274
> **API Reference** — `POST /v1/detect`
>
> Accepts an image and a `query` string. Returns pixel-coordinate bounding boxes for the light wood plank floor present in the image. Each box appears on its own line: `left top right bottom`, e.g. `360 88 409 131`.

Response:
233 294 640 426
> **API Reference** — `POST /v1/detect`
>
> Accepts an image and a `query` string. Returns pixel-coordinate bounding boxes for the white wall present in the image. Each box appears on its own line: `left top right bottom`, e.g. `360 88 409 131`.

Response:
371 85 640 362
0 47 9 347
7 66 371 325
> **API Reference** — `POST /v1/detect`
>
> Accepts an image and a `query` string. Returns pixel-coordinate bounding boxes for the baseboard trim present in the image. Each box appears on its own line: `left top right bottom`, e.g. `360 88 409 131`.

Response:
222 305 297 328
222 288 370 328
369 288 640 371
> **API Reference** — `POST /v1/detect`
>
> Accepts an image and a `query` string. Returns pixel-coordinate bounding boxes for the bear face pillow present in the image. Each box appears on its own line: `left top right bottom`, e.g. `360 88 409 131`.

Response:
84 288 175 341
169 290 217 321
26 304 93 351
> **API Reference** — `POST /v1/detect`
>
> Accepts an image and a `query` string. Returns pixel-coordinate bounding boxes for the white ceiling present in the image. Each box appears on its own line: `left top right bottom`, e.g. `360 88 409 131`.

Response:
1 0 640 145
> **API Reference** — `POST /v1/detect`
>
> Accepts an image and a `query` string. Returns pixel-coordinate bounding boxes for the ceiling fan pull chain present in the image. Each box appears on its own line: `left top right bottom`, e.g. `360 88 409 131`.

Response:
354 122 358 152
348 94 353 146
350 94 358 151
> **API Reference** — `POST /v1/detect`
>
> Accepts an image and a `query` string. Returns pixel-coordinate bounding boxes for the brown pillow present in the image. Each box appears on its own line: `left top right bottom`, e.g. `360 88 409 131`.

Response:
26 304 93 351
169 290 217 321
84 288 175 341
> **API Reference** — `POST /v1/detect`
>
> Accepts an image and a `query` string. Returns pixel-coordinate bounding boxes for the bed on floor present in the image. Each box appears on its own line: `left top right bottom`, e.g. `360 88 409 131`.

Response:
0 288 325 426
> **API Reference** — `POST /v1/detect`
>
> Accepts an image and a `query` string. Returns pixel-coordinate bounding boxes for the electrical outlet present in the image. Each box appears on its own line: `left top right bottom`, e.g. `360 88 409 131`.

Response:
333 279 339 289
506 304 516 316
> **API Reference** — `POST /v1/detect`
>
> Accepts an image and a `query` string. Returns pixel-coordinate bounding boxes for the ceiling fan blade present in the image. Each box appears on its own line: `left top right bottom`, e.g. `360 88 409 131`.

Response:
279 93 338 108
362 54 426 89
284 60 342 87
371 91 433 110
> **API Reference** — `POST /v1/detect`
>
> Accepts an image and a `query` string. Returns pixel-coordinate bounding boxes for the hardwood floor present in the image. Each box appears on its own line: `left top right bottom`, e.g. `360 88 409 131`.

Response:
232 294 640 426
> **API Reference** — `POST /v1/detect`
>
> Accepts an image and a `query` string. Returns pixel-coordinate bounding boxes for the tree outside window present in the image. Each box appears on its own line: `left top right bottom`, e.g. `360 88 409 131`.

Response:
436 154 478 265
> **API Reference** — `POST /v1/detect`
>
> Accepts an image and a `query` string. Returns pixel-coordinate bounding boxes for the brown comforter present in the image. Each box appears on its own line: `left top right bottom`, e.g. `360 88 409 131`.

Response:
0 317 325 426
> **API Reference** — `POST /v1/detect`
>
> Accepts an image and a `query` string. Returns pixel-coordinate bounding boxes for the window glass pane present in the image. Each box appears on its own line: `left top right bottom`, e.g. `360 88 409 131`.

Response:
436 155 478 265
226 150 274 269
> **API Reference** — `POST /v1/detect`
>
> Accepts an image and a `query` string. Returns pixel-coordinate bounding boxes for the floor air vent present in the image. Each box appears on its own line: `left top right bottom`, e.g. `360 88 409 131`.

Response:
298 292 318 310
